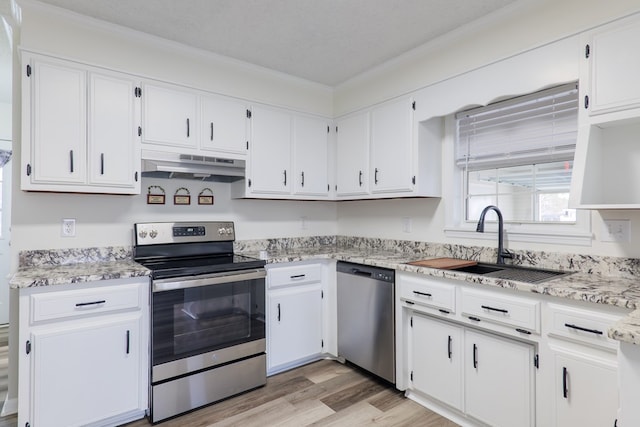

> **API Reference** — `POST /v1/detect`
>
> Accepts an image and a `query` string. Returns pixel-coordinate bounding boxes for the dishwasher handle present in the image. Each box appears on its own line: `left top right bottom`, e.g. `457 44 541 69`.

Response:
351 268 373 277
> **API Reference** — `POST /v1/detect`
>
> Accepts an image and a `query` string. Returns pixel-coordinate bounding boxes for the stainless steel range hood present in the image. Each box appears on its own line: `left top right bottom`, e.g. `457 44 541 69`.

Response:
141 150 245 182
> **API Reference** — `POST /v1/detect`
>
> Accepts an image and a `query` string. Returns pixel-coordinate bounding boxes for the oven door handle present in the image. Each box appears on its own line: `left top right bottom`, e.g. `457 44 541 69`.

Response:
152 269 266 292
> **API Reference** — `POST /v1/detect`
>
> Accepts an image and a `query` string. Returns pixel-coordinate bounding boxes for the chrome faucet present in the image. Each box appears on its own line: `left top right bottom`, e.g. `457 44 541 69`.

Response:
476 205 513 265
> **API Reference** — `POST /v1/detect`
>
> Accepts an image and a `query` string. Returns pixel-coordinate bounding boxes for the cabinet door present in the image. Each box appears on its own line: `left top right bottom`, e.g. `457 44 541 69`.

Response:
293 115 329 196
371 97 414 194
553 351 618 427
88 71 140 191
142 83 198 148
589 17 640 115
201 94 248 155
268 285 322 370
248 105 292 194
336 112 370 197
465 329 534 427
30 58 87 184
411 314 463 410
31 314 142 427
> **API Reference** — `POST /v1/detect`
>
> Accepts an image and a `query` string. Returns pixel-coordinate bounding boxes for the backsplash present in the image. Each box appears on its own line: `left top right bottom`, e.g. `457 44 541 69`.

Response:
237 235 640 280
19 246 133 267
17 236 640 280
234 235 337 252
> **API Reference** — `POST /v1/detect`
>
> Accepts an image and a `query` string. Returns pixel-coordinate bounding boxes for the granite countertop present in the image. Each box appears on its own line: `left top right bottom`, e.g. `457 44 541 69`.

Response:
253 246 640 346
10 244 640 346
9 259 150 288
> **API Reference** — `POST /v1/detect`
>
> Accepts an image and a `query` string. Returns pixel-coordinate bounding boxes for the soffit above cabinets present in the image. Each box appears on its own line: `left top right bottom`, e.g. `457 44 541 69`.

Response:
33 0 518 86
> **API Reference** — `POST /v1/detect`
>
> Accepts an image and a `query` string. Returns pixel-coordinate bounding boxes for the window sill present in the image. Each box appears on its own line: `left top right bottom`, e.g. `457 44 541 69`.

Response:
443 226 593 247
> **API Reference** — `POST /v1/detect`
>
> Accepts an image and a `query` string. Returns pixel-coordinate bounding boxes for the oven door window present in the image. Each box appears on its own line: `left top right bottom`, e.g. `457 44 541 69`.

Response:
152 276 265 366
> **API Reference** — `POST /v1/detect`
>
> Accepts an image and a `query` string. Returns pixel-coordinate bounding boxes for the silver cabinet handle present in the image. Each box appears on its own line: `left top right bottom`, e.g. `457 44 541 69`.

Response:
301 171 305 187
358 170 363 186
210 122 214 141
283 170 287 186
69 150 74 173
100 153 105 175
186 118 190 137
277 303 281 322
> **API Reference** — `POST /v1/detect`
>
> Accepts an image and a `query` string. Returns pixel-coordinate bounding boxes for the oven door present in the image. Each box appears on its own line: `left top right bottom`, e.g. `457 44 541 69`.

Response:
151 268 266 381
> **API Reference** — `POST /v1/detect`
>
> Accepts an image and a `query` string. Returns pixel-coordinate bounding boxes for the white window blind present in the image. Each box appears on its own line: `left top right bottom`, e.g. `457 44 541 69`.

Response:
456 83 578 170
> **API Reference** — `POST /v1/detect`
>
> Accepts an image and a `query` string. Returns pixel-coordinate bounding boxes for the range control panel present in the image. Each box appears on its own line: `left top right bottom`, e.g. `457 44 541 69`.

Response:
173 226 206 237
134 221 235 245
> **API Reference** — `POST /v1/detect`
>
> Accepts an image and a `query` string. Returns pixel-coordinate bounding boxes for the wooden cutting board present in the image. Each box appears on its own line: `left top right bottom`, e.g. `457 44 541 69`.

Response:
407 257 477 269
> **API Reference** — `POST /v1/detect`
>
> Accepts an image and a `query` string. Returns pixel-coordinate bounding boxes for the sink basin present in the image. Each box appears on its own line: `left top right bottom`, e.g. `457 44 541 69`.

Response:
451 262 572 284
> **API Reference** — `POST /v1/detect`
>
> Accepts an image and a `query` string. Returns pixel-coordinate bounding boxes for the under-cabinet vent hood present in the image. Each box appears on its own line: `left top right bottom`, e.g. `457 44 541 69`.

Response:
141 150 245 182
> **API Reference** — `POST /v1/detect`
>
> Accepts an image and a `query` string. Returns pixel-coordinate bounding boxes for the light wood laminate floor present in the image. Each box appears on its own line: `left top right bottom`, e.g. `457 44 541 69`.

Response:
126 359 459 427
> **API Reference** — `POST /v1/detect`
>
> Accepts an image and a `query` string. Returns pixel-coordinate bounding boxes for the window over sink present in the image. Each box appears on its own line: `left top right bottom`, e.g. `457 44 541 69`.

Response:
446 82 592 246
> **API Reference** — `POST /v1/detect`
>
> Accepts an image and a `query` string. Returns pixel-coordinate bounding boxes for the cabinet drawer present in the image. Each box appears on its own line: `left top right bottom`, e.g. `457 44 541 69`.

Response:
461 288 540 332
399 275 455 312
268 264 322 289
30 283 142 323
546 303 622 350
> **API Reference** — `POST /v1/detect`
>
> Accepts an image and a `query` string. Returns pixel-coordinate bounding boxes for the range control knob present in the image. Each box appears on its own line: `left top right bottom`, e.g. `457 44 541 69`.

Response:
138 230 148 239
218 227 225 236
149 230 158 239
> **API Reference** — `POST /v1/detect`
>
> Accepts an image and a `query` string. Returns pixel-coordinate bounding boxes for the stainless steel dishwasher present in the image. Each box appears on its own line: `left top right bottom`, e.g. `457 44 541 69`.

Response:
337 261 395 383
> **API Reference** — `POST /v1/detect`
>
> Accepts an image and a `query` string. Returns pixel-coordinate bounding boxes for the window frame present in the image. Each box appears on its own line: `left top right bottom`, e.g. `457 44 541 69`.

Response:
442 113 592 247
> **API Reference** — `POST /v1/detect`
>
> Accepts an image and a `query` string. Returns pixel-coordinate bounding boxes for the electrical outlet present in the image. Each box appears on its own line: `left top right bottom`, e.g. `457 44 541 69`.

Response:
402 217 412 233
62 218 76 237
602 219 630 242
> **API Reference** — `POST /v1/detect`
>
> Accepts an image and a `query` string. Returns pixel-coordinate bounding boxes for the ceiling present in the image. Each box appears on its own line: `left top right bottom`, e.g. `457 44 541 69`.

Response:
34 0 519 86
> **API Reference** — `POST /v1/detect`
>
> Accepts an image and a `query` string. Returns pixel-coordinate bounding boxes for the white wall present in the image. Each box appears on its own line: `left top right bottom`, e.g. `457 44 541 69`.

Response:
333 1 640 259
9 1 338 270
333 0 640 115
11 0 640 268
0 101 9 140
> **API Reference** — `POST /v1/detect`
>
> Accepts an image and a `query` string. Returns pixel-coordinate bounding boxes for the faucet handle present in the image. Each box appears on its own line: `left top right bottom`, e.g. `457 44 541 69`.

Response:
501 249 514 259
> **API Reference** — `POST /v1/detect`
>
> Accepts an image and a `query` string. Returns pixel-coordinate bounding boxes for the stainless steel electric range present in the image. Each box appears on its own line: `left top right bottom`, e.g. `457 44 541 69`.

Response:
133 221 266 423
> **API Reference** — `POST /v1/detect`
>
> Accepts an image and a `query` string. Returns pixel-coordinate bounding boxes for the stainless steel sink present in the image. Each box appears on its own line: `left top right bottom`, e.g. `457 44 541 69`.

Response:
451 262 572 284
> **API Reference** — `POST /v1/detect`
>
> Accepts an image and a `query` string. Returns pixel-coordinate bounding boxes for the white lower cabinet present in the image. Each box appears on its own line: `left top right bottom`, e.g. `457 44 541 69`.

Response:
551 350 618 427
411 314 463 410
18 279 149 427
266 263 327 375
410 312 534 427
544 302 623 427
464 329 534 427
31 315 142 427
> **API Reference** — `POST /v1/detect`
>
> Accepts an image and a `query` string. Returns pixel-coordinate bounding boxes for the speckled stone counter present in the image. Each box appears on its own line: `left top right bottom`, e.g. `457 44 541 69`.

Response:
243 243 640 346
9 246 150 288
10 240 640 345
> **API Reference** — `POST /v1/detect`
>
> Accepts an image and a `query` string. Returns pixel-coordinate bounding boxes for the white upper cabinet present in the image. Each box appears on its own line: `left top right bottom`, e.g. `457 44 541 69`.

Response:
21 53 141 194
371 97 414 194
335 112 370 197
293 115 330 196
88 72 140 189
246 105 292 195
141 82 198 149
28 57 87 185
232 105 331 199
200 94 249 156
570 14 640 209
586 15 640 116
335 96 440 200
